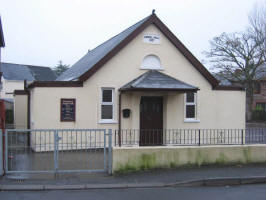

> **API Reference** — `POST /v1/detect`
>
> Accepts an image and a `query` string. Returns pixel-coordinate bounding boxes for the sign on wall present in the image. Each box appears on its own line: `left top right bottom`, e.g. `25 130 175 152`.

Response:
143 34 160 44
61 99 76 122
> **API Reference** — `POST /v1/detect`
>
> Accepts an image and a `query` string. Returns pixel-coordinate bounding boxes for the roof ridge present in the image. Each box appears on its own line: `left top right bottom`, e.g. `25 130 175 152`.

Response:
131 70 152 87
2 62 52 69
88 15 151 54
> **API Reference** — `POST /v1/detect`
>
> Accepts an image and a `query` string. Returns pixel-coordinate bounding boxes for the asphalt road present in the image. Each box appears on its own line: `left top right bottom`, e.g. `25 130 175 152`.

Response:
1 184 266 200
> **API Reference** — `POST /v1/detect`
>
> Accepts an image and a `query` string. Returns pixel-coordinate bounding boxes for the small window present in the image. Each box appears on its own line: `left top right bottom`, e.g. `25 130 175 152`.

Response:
256 103 266 111
254 82 261 94
141 55 162 70
101 88 114 120
185 93 196 119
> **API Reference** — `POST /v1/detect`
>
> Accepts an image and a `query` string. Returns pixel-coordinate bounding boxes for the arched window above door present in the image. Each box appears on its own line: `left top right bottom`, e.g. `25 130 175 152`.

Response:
140 55 162 70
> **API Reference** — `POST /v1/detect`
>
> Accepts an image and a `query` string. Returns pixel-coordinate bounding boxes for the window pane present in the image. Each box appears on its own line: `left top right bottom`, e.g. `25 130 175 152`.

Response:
186 93 194 103
186 105 195 118
257 103 266 111
102 90 112 102
101 105 113 119
254 82 261 94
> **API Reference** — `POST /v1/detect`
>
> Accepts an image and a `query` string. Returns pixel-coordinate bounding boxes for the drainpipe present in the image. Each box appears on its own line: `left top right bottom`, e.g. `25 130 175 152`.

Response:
24 80 30 129
24 80 31 147
118 92 122 147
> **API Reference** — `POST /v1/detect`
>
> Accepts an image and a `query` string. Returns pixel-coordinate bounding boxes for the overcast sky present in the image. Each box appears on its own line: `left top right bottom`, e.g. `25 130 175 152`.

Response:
0 0 265 69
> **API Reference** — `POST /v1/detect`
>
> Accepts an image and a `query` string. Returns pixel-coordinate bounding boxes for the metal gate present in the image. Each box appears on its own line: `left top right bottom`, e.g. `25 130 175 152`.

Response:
4 129 112 175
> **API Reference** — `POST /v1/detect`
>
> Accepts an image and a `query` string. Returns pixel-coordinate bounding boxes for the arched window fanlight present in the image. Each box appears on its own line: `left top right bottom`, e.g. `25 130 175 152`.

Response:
141 55 162 70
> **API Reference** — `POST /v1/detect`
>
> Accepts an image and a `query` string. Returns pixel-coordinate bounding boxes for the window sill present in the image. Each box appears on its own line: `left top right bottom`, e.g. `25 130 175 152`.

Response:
140 68 164 71
184 119 200 123
98 120 118 124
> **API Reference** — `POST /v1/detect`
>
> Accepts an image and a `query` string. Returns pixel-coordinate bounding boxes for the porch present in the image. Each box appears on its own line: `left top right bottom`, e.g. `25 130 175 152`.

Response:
118 70 199 146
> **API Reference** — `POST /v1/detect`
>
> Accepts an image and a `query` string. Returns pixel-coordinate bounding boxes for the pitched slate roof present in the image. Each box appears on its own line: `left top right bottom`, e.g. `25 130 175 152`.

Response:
120 70 199 91
56 13 220 88
256 64 266 80
0 17 4 47
1 63 57 81
214 74 232 86
57 16 150 81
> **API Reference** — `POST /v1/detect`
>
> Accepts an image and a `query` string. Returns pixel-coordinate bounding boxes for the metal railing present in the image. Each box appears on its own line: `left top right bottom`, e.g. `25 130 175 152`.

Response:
114 128 266 146
4 129 112 174
246 128 266 144
5 124 27 129
2 128 266 175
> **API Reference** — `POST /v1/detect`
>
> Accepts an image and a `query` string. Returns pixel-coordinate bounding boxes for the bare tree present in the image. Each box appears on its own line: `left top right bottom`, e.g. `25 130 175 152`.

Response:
248 3 266 61
204 3 266 120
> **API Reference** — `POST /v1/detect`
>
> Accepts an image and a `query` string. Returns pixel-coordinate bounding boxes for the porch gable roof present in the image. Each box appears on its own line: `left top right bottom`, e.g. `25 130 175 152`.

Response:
119 70 199 92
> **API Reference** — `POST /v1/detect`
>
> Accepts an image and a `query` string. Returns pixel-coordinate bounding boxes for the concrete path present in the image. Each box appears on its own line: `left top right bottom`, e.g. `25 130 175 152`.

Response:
1 164 266 190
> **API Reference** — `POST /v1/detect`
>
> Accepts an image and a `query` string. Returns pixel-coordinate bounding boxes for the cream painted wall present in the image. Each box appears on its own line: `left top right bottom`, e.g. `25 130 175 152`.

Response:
30 24 246 130
14 94 28 129
0 78 24 99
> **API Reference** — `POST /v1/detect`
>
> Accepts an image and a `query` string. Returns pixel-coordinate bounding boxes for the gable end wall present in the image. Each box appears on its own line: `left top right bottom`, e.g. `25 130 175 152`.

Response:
30 24 245 129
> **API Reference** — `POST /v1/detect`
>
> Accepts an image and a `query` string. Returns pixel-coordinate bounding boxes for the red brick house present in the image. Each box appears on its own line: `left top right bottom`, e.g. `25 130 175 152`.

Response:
253 75 266 111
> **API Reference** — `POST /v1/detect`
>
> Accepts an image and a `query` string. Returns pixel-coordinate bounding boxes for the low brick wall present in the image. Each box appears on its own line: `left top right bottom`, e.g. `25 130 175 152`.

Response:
112 145 266 173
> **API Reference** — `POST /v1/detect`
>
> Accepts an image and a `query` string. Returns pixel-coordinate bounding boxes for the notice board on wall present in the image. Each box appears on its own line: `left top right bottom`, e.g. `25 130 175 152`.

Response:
61 98 76 122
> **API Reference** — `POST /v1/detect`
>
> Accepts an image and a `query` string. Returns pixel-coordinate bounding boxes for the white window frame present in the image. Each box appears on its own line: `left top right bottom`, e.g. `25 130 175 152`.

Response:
99 88 116 124
184 93 200 123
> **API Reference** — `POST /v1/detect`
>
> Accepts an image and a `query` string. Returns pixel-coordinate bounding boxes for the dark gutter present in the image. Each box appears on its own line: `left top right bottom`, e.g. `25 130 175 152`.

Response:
14 90 28 95
213 85 245 91
28 81 83 89
119 88 199 92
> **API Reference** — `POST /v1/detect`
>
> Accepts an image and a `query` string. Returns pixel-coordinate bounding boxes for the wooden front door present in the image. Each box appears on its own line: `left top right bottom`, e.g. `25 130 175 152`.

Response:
140 97 163 146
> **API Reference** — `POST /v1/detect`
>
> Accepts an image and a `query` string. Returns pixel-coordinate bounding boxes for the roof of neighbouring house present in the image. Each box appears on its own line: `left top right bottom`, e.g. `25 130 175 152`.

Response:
214 74 232 86
120 70 199 92
1 63 57 81
256 64 266 80
0 17 5 47
214 64 266 85
56 13 219 88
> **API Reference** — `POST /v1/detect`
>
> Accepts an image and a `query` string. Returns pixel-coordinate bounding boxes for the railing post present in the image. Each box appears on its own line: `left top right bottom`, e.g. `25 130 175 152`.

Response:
5 130 8 174
114 130 117 146
0 130 3 176
108 129 112 175
118 130 121 147
104 129 106 171
54 130 59 177
198 129 201 146
241 129 244 145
